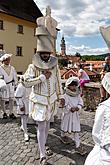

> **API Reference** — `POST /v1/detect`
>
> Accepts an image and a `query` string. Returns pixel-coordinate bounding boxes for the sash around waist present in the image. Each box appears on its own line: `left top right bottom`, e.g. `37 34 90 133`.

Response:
6 79 14 84
30 92 57 105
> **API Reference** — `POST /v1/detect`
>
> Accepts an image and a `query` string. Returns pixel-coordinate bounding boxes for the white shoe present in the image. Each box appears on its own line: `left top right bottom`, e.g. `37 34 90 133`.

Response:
24 133 29 141
20 125 24 131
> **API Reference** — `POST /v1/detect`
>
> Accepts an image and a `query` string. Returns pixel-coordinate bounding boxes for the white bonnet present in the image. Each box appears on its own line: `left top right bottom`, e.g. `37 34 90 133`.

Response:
102 72 110 94
0 53 12 62
65 76 79 87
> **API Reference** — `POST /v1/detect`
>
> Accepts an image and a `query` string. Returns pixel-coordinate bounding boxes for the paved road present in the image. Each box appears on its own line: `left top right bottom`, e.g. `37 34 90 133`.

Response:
0 106 95 165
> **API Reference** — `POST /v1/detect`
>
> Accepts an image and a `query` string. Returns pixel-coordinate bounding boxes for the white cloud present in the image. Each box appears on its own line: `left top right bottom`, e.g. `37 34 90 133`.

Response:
34 0 110 54
67 44 109 55
35 0 110 36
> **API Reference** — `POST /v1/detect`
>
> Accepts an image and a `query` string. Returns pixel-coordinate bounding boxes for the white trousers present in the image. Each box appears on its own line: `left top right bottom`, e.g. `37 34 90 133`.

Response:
36 120 50 158
73 132 80 148
21 115 28 134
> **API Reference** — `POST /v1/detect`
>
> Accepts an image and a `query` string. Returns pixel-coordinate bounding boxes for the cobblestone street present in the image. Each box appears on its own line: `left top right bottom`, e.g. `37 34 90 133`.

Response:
0 106 95 165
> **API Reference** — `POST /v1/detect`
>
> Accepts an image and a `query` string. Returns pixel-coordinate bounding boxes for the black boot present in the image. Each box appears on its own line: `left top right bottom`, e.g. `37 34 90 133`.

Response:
9 113 16 119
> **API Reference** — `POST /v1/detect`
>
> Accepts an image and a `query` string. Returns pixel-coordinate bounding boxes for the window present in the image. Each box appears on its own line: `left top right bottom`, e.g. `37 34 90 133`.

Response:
16 46 22 56
34 48 37 54
34 28 36 36
69 74 73 77
0 20 3 30
0 44 3 50
17 25 23 33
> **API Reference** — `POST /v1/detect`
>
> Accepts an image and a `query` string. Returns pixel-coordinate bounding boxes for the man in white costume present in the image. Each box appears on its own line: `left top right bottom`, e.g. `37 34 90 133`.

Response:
85 72 110 165
0 53 17 119
24 6 64 165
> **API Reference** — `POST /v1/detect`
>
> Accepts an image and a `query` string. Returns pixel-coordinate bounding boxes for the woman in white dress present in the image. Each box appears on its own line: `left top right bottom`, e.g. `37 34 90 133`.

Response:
85 72 110 165
60 76 85 155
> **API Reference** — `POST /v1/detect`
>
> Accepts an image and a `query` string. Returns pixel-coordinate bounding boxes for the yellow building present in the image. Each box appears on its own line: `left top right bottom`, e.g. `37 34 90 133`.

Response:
0 0 42 74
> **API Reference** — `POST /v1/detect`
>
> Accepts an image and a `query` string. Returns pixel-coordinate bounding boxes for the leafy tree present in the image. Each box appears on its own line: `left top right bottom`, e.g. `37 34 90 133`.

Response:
75 52 81 58
58 58 68 67
81 54 110 61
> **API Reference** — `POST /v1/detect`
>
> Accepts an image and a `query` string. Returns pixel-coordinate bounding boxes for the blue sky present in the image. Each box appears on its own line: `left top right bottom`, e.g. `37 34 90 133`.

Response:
34 0 110 55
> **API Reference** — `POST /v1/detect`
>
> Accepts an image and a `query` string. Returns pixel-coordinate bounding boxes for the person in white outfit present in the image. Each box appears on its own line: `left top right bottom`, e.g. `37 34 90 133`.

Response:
84 72 110 165
24 6 64 164
0 53 17 119
15 75 30 141
61 76 86 155
24 40 64 165
24 52 64 164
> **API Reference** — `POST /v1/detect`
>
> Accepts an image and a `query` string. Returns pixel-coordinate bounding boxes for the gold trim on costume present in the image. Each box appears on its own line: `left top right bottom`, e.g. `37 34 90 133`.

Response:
34 91 56 97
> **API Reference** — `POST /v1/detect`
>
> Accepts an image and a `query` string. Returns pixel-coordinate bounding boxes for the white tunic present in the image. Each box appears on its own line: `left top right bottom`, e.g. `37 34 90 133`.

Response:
24 63 63 121
85 98 110 165
15 83 31 115
61 94 83 133
0 64 17 100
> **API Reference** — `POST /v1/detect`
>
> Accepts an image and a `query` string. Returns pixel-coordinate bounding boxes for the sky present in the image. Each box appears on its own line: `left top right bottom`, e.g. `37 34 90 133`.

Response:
34 0 110 55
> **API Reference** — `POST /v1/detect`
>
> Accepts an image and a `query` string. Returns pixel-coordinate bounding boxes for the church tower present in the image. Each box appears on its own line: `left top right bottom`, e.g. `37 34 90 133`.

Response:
60 35 66 56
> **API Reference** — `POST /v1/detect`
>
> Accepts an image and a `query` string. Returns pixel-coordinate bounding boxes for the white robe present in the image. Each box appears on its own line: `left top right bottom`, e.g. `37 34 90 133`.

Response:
85 98 110 165
0 64 17 100
15 83 31 115
24 63 63 121
61 94 83 133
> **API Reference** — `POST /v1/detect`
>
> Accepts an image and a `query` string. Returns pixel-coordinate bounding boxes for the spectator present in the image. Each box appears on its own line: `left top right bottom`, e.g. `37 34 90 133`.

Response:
100 56 110 102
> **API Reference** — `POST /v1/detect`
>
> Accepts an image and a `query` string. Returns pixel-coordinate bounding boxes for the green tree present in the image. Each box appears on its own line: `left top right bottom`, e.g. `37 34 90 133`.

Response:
58 58 68 67
75 52 81 58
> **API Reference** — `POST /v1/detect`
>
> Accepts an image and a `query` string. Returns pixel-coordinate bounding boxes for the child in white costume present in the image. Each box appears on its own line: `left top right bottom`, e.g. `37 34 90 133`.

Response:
85 72 110 165
61 76 85 155
15 76 30 141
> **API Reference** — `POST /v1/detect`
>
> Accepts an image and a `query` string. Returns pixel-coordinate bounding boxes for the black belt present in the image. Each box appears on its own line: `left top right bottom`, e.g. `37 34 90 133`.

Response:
6 80 14 84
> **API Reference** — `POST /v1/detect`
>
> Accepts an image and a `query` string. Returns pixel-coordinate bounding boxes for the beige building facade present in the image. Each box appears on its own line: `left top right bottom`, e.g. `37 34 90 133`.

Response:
0 0 42 74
